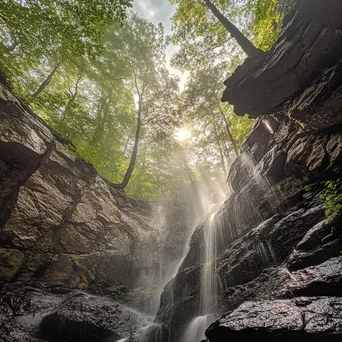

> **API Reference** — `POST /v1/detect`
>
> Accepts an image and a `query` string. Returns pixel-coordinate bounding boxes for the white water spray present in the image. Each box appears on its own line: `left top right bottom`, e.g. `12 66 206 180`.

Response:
181 314 216 342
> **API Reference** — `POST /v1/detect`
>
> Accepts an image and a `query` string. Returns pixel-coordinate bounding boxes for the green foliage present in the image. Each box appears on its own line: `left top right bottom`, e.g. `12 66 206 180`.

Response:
170 0 281 72
1 0 269 201
304 185 311 192
320 178 342 219
247 0 282 50
0 6 185 200
0 0 132 97
179 64 253 174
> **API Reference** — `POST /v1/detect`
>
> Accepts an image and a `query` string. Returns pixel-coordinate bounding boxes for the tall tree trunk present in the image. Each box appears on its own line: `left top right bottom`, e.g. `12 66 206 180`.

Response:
114 100 143 190
204 0 262 58
223 140 231 165
32 61 61 97
218 106 239 157
212 120 227 174
92 97 109 145
60 72 82 123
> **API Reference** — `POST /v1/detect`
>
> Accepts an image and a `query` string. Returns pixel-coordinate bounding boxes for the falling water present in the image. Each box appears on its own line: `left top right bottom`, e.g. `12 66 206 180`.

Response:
200 214 218 314
181 314 216 342
180 207 223 342
179 149 287 341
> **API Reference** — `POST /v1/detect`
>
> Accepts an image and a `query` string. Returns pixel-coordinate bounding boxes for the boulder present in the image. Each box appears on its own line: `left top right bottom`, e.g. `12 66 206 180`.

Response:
40 294 145 342
206 297 342 341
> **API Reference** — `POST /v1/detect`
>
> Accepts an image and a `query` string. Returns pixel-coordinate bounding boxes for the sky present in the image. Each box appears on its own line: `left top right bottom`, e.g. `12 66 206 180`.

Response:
132 0 188 90
133 0 176 35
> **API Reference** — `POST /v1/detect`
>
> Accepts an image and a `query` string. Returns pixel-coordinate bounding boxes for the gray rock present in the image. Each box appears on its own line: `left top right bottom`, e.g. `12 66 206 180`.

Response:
206 297 342 341
0 78 188 292
222 1 342 120
40 294 145 342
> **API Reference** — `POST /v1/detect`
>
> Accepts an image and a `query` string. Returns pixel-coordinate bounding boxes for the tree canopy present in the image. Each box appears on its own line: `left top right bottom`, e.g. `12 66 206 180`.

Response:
0 0 281 200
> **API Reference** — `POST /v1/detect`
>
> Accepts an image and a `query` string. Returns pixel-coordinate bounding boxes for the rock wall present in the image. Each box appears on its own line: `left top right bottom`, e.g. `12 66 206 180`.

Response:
0 81 188 293
156 1 342 341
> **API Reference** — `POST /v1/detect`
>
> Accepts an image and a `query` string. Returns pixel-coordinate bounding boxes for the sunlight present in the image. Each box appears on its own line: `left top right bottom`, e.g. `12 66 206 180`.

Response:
175 128 191 142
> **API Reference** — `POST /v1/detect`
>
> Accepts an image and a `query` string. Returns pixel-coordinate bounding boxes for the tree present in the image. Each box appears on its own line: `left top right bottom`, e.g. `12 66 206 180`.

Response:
170 0 281 72
103 15 180 191
203 0 262 58
180 65 253 172
0 0 133 98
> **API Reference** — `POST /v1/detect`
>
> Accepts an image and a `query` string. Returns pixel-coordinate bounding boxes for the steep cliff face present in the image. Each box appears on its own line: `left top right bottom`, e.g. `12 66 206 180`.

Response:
0 79 196 340
0 81 188 293
156 1 342 341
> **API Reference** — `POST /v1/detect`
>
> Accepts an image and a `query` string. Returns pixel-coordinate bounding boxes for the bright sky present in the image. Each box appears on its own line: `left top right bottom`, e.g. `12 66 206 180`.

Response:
132 0 188 90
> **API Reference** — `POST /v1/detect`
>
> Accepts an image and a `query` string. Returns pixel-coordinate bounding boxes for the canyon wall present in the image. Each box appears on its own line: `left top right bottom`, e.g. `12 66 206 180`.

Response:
0 80 188 294
156 1 342 340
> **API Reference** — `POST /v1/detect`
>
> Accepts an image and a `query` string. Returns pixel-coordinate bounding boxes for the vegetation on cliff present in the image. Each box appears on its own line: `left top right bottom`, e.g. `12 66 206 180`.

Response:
0 0 280 199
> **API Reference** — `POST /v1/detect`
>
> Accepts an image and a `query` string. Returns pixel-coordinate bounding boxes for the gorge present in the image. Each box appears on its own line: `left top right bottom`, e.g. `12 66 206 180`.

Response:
0 0 342 342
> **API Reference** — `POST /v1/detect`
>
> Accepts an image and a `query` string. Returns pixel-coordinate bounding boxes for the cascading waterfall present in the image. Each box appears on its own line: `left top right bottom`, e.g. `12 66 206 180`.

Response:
125 193 221 342
116 183 227 342
180 315 215 342
180 210 222 342
200 213 218 315
178 150 286 342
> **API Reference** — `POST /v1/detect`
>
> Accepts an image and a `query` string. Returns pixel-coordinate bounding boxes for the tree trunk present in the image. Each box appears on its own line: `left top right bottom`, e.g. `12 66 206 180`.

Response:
92 97 110 145
32 61 61 97
204 0 262 58
218 106 239 157
114 101 143 190
60 73 82 123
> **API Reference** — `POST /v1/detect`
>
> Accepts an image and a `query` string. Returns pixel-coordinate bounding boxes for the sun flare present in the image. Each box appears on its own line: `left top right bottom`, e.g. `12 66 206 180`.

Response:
175 128 191 142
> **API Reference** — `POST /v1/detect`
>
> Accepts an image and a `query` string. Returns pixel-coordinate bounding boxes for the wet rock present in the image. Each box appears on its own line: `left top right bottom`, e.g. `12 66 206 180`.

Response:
0 248 24 282
222 1 342 119
0 286 149 342
286 256 342 297
288 215 342 270
40 294 144 342
206 297 342 341
0 78 188 292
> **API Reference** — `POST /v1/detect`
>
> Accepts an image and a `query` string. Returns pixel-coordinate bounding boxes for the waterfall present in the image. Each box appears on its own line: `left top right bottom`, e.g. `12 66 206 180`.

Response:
180 314 216 342
180 210 222 342
200 214 218 315
119 184 227 342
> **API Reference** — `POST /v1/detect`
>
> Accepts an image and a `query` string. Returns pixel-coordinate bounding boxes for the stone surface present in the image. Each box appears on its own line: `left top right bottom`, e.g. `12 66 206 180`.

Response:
156 2 342 341
206 297 342 341
40 293 145 342
0 286 147 342
1 1 342 341
0 82 189 293
222 1 342 119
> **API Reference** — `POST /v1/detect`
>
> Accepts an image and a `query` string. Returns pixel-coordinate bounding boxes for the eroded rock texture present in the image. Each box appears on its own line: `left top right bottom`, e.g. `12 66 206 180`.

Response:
0 79 197 340
206 297 342 341
156 1 342 341
0 286 147 342
0 81 189 293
